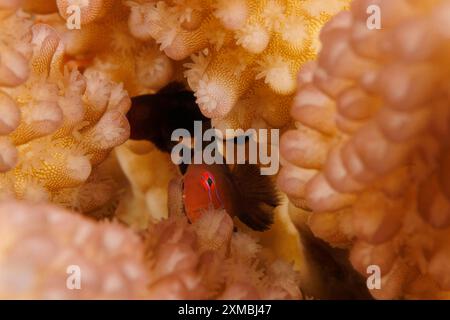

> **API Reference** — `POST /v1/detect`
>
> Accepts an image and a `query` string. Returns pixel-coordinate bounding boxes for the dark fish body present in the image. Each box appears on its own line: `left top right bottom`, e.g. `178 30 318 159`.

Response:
126 82 210 154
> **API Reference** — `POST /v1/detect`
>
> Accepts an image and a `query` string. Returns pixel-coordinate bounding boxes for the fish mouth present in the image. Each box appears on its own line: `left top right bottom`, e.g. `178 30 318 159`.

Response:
168 176 186 218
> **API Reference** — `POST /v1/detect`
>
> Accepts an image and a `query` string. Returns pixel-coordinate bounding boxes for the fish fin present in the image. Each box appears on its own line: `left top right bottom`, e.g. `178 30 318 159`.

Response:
230 163 280 231
128 81 210 154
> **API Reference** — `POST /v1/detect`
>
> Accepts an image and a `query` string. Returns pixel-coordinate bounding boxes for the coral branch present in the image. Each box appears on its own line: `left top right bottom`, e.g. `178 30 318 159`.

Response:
145 209 302 299
130 0 350 131
0 22 131 212
279 0 450 299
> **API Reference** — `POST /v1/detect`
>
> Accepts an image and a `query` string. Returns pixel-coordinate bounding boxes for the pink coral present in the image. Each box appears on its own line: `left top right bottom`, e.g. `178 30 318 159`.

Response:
145 209 302 299
0 4 32 173
0 200 302 299
0 200 150 299
279 0 450 299
36 0 176 96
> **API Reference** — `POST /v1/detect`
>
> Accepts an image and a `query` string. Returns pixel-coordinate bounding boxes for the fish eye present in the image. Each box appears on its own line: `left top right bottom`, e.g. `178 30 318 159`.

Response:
200 171 216 191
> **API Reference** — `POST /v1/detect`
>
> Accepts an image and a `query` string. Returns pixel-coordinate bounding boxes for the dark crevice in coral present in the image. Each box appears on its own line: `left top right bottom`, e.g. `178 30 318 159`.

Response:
298 224 373 300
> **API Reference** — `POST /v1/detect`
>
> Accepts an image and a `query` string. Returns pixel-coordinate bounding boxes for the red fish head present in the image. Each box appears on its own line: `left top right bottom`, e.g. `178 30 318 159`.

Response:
182 164 236 223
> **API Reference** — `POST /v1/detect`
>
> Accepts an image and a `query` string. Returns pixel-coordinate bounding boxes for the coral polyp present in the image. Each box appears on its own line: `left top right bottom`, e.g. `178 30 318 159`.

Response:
128 0 350 132
0 200 302 299
24 0 177 97
0 200 150 299
0 5 32 173
144 209 302 299
0 22 131 210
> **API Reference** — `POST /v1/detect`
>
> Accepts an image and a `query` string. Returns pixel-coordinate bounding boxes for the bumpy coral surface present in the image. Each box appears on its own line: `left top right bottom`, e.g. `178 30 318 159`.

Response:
6 0 450 301
279 0 450 299
145 209 302 299
0 3 32 173
39 0 176 96
0 200 302 299
0 22 131 211
0 201 150 299
128 0 350 133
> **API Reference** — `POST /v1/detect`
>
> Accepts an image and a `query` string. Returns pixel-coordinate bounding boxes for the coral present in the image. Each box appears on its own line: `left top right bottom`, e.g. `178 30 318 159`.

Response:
36 0 176 96
114 140 180 230
8 0 450 301
144 208 302 299
127 0 350 133
0 4 32 173
246 199 326 298
0 23 131 212
278 0 450 299
51 153 123 216
0 199 302 299
0 200 150 299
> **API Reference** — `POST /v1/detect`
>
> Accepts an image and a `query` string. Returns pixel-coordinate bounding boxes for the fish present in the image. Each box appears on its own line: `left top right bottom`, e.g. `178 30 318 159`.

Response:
127 82 280 231
168 163 280 231
126 82 210 155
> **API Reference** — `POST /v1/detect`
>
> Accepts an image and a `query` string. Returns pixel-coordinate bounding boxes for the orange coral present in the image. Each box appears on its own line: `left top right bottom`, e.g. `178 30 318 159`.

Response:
145 209 302 299
39 0 176 96
127 0 350 134
279 0 450 299
0 23 131 212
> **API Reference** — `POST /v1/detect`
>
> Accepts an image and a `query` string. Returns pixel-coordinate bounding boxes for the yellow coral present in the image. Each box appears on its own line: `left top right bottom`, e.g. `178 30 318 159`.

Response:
114 140 180 229
129 0 350 132
0 23 131 211
279 0 450 299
